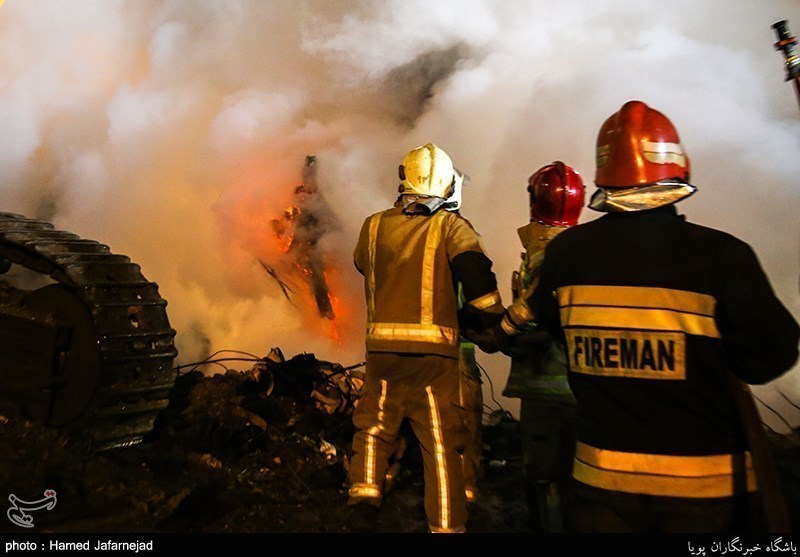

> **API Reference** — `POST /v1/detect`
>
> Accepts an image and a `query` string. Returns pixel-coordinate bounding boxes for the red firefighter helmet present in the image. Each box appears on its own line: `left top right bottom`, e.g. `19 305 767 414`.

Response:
528 161 585 227
595 100 690 188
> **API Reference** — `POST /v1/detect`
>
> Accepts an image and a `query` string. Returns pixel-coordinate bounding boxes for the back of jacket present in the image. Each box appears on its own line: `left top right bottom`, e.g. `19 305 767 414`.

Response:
355 206 500 358
530 206 800 497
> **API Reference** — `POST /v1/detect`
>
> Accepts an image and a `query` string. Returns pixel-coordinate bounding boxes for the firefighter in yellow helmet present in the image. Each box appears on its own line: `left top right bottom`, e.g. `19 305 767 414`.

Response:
348 143 504 533
500 161 585 532
382 169 486 507
505 101 799 532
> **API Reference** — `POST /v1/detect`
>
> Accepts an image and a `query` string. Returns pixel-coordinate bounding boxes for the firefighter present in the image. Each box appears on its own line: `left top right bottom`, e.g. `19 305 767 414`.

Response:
500 161 585 532
382 171 485 507
504 100 800 533
348 143 504 533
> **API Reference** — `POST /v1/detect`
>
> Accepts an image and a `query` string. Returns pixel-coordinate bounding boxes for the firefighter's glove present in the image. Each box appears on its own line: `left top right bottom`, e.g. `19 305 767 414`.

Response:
498 329 552 357
465 325 511 354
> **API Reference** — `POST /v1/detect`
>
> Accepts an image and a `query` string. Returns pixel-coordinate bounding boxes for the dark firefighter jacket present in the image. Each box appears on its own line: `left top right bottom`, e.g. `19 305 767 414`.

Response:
526 205 800 499
354 206 503 359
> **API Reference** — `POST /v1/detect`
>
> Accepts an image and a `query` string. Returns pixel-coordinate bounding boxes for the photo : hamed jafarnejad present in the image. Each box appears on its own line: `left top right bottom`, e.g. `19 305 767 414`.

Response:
48 539 154 552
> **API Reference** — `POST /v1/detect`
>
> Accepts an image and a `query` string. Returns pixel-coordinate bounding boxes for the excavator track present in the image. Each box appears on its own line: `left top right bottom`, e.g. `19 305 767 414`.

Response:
0 212 177 449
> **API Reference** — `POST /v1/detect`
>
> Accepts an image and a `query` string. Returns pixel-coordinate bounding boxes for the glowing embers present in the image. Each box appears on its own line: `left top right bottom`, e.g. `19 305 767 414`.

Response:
271 204 300 253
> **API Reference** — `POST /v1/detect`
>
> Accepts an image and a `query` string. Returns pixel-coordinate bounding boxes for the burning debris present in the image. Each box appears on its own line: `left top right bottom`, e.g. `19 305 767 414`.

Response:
264 156 340 321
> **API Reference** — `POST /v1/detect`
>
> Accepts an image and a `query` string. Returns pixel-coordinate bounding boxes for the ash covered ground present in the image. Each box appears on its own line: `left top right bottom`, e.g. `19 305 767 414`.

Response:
0 353 530 534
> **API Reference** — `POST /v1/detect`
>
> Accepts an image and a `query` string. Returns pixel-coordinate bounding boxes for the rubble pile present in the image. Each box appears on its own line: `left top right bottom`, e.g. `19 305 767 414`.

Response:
0 353 530 533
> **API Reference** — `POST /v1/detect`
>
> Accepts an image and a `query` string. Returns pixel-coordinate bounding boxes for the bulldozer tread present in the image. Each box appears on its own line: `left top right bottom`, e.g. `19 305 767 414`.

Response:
0 212 177 450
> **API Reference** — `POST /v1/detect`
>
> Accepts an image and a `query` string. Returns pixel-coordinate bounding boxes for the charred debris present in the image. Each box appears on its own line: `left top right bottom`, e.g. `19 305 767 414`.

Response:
0 349 531 533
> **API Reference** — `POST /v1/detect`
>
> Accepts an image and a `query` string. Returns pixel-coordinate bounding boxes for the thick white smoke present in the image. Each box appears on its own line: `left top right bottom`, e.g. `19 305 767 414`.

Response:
0 0 798 428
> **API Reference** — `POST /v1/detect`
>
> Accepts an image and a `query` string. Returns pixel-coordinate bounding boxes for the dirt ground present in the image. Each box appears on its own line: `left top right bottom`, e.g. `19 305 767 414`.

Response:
1 354 797 534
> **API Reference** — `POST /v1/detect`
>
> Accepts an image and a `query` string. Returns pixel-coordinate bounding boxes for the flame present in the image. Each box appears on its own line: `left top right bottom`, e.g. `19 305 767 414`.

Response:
216 157 361 353
263 187 347 342
272 204 300 253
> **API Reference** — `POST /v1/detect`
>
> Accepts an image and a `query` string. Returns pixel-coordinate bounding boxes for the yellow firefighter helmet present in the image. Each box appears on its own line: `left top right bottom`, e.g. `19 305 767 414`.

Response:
398 143 456 199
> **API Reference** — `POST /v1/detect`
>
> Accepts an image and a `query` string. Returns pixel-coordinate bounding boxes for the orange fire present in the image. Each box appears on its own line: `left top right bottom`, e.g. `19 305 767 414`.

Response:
262 183 352 344
216 155 361 352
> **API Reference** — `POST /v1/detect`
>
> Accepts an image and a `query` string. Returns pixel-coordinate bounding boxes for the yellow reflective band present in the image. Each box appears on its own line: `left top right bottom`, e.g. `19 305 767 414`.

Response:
467 290 502 311
349 483 381 499
500 315 518 336
576 442 753 476
421 211 446 325
561 306 720 338
367 323 458 345
366 213 383 323
429 525 466 534
365 426 380 487
364 380 389 488
558 285 716 317
426 386 450 531
573 442 757 498
507 299 535 326
377 379 388 427
465 488 477 503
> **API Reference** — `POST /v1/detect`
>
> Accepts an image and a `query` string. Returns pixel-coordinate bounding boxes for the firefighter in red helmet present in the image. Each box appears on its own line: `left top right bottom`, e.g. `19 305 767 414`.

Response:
348 143 504 533
500 161 584 532
506 100 799 532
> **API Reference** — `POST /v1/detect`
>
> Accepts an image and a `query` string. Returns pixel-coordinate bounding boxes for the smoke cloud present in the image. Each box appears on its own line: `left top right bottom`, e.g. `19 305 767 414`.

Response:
0 0 798 428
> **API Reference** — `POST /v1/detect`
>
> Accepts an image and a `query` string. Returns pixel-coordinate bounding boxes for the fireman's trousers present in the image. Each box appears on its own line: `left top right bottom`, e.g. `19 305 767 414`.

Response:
567 480 761 533
349 352 468 533
458 342 483 502
520 396 576 532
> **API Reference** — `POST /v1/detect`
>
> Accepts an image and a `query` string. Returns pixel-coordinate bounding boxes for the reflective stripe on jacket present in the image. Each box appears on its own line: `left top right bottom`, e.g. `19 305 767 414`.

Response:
354 206 502 358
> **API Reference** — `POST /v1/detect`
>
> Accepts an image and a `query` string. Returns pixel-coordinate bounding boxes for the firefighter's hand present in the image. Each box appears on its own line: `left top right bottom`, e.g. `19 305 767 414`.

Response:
469 326 511 355
498 329 552 356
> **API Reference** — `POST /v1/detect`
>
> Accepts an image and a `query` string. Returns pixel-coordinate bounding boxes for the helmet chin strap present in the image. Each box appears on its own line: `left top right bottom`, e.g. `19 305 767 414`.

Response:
589 181 697 213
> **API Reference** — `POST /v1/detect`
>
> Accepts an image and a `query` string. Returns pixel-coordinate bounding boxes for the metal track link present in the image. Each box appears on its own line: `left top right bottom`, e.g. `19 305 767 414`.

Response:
0 212 177 450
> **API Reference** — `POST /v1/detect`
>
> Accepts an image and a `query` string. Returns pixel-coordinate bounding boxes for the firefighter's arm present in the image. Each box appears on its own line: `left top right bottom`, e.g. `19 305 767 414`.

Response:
497 254 559 358
446 215 505 350
452 252 506 353
353 216 371 276
526 244 564 343
500 292 537 336
717 240 799 384
500 247 546 336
